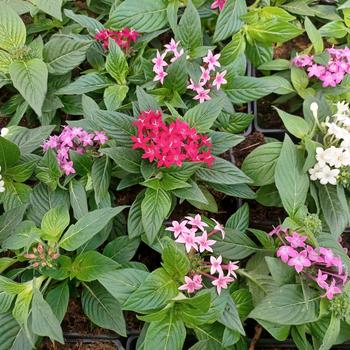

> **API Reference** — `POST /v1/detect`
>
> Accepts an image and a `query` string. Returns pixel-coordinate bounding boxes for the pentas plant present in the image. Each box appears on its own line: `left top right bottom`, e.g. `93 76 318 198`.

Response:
293 48 350 87
187 50 227 103
95 27 139 50
24 242 60 269
167 214 239 295
43 126 108 176
152 39 184 84
270 226 348 300
131 110 215 168
309 102 350 186
211 0 226 11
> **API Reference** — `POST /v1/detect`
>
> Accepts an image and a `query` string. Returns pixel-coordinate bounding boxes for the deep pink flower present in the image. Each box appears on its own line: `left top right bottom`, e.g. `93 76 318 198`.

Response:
277 245 297 263
94 131 108 144
211 0 226 11
61 160 76 176
316 270 328 289
319 247 337 267
210 255 223 275
285 232 307 248
212 272 234 295
288 250 311 273
323 279 342 300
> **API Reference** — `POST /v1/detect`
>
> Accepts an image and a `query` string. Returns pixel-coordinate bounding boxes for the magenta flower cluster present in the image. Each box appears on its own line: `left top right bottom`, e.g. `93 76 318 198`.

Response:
270 226 348 300
187 50 227 103
43 126 108 176
152 39 184 84
166 214 239 295
211 0 226 10
293 48 350 87
95 28 139 50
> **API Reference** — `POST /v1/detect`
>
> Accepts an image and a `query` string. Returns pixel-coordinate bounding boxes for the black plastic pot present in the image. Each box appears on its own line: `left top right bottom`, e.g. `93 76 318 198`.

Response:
62 333 125 349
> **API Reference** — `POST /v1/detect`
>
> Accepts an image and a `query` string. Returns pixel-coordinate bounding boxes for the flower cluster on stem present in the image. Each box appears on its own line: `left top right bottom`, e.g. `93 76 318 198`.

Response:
211 0 227 11
24 243 60 269
309 102 350 186
187 50 227 103
269 225 348 300
131 110 215 168
43 126 108 176
293 48 350 87
167 214 238 295
95 28 139 50
152 39 184 84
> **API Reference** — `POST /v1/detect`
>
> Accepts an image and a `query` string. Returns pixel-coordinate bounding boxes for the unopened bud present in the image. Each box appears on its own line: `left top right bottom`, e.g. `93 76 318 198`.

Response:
310 102 318 120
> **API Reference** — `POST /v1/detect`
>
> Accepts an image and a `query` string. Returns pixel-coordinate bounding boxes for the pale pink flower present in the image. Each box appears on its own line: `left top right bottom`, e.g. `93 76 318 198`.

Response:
185 214 208 231
323 279 341 300
211 218 225 239
200 66 211 83
212 272 234 295
203 50 221 71
187 78 205 92
175 230 198 252
285 232 307 248
212 70 227 90
226 261 239 278
170 48 184 63
94 131 108 144
288 250 311 273
154 70 168 84
319 247 337 267
277 245 297 263
179 276 202 293
166 220 189 238
196 231 216 253
193 274 202 286
210 255 223 275
152 51 168 72
194 88 211 103
164 39 179 54
316 270 328 289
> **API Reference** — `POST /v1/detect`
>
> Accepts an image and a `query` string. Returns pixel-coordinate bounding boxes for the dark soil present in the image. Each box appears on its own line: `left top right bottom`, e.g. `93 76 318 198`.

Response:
273 35 310 60
232 132 265 167
256 96 285 130
249 201 286 230
39 339 118 350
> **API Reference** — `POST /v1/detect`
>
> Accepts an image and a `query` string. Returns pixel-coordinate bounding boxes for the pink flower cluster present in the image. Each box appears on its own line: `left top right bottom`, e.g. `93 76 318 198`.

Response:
187 50 227 103
24 243 60 269
95 28 139 50
152 39 184 84
293 48 350 87
131 110 215 168
211 0 226 11
43 126 108 176
270 226 348 300
167 214 239 295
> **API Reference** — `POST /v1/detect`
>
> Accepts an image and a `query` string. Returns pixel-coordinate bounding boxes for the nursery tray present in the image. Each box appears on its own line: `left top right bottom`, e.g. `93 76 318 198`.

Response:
59 333 125 349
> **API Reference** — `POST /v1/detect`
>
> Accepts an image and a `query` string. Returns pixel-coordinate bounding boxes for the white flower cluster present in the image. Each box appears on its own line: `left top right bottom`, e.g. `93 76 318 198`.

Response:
309 102 350 185
0 166 5 193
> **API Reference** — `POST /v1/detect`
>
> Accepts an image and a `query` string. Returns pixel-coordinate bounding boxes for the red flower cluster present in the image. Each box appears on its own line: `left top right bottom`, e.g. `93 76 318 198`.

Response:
131 110 215 168
95 28 139 50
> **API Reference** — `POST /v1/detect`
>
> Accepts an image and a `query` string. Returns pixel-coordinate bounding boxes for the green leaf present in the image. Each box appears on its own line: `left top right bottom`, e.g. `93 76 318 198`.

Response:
136 86 160 111
124 268 178 313
103 236 140 263
98 268 149 305
107 0 168 33
249 284 319 325
41 205 70 242
91 156 111 205
69 179 88 220
102 147 141 174
162 240 190 280
213 0 247 42
275 135 309 217
220 32 246 66
176 0 202 50
226 203 249 233
304 17 323 54
319 21 348 38
258 59 290 71
231 288 253 320
247 18 304 44
172 179 208 205
64 9 104 35
104 85 128 110
275 107 310 139
128 190 145 238
219 294 245 335
197 158 252 185
32 0 62 20
256 184 282 207
319 314 340 350
187 185 218 213
184 98 223 133
2 220 39 250
9 59 48 116
0 49 13 73
318 184 349 237
32 287 64 344
0 137 20 170
56 73 111 95
141 188 172 243
144 311 186 350
106 39 128 85
46 282 69 323
44 35 91 75
0 205 26 243
60 206 127 251
0 3 26 51
71 251 119 282
265 257 295 286
164 54 188 94
82 282 126 336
